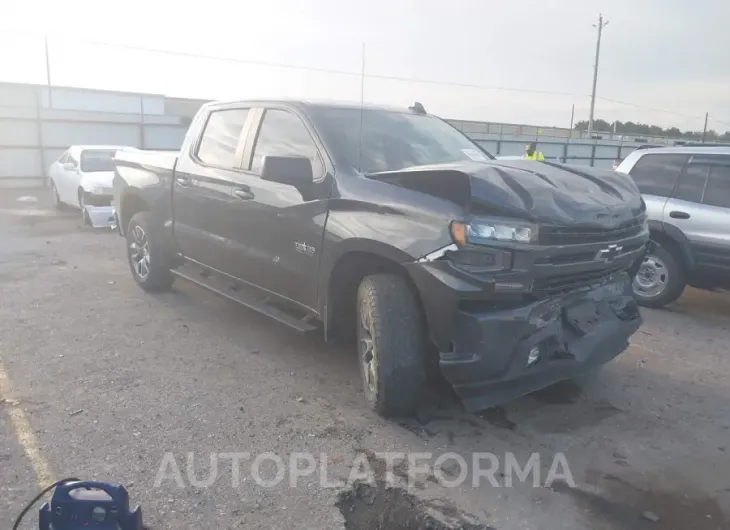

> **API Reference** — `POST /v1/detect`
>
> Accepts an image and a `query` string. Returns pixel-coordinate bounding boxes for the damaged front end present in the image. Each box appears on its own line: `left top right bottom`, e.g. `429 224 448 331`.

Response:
405 219 648 412
372 159 650 411
82 191 117 230
407 236 644 411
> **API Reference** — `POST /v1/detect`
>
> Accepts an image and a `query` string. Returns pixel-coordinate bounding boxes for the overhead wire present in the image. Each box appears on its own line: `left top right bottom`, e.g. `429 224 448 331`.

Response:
0 28 725 129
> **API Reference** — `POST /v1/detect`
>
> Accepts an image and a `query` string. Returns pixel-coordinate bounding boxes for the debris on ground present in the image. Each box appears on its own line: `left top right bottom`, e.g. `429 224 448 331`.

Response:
336 482 492 530
641 510 660 522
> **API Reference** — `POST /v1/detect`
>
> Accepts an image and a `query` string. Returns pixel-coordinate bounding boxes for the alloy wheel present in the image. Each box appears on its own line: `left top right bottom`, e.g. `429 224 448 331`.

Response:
129 225 151 280
358 300 377 394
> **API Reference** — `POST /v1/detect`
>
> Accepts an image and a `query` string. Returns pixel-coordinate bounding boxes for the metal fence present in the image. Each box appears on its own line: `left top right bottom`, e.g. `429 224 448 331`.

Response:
0 81 696 187
0 82 192 188
449 120 657 168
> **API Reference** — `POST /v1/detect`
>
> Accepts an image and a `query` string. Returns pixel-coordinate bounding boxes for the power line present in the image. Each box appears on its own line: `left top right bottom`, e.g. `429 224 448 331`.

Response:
0 27 722 127
58 36 586 99
595 95 703 121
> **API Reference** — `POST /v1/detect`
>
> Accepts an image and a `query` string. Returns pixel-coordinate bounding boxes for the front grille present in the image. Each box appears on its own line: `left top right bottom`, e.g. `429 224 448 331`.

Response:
532 266 625 298
83 191 113 207
540 217 644 246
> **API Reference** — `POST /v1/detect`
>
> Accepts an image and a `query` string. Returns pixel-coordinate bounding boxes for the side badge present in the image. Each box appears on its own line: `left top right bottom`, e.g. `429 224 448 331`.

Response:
294 241 316 257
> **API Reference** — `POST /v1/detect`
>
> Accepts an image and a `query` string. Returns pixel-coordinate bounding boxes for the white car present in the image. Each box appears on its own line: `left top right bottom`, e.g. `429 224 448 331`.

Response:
48 145 136 227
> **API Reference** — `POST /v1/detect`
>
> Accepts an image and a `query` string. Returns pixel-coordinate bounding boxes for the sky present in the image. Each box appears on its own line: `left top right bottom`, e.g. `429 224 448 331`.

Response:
1 0 729 133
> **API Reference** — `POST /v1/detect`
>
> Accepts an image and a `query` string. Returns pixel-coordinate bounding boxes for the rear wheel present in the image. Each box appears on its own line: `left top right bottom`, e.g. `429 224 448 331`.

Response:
632 243 685 308
356 274 427 417
126 211 175 292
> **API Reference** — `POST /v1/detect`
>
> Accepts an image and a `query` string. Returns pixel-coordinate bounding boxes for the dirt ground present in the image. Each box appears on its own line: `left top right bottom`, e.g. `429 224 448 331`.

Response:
1 189 728 529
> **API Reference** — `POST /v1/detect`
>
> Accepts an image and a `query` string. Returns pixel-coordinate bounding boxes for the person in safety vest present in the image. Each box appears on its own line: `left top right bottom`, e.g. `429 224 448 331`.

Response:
524 142 545 161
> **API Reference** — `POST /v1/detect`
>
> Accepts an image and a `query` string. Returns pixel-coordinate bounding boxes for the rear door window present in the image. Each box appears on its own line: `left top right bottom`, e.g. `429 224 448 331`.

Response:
673 160 710 203
702 160 730 209
196 109 250 169
629 153 688 197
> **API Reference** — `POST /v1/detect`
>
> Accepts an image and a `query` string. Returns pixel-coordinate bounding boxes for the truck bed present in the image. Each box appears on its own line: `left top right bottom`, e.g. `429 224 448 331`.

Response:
114 149 178 172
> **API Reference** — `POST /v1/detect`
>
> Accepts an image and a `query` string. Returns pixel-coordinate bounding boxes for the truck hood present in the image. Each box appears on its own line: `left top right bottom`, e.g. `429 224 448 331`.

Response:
366 160 645 226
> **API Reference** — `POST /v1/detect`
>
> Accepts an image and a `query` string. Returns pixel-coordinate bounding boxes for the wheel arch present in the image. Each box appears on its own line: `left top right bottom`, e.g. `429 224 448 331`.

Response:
650 224 693 273
119 189 150 236
322 244 426 343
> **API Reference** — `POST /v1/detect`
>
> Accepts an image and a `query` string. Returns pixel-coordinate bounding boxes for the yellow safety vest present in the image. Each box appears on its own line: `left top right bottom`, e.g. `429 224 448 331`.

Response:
524 152 545 161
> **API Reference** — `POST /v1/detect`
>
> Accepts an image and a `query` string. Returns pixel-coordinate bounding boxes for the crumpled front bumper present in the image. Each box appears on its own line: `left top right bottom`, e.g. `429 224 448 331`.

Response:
83 204 117 229
407 259 641 412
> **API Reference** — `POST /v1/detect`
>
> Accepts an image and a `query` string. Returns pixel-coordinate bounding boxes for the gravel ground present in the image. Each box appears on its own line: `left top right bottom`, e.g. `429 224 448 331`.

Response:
1 189 729 530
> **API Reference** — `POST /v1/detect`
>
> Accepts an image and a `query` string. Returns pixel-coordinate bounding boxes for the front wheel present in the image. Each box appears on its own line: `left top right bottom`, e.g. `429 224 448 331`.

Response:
632 243 685 308
126 211 175 292
50 180 65 211
78 191 91 225
356 274 427 417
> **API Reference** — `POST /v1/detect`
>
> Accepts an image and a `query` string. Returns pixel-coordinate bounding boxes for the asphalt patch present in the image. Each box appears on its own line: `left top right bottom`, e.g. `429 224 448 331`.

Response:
337 449 492 528
551 474 729 530
336 483 493 530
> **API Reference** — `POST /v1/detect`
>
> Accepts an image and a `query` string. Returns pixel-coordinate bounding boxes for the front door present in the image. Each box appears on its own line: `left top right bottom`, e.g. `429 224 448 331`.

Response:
57 151 82 205
222 107 332 311
664 154 730 285
172 107 253 273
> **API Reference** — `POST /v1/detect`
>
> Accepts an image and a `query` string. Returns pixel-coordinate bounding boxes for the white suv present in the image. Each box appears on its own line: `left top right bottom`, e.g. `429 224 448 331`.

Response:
616 146 730 307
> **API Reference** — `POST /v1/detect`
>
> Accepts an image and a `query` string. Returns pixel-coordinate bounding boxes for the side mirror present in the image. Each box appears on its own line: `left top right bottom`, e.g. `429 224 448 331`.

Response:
260 156 313 186
62 162 77 171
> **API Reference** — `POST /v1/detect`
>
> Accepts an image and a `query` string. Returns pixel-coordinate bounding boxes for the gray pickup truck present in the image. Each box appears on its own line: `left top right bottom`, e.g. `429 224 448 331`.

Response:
113 99 648 416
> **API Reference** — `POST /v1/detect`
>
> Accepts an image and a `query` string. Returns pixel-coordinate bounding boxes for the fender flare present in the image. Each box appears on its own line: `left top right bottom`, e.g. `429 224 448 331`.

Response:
649 220 695 272
318 238 417 339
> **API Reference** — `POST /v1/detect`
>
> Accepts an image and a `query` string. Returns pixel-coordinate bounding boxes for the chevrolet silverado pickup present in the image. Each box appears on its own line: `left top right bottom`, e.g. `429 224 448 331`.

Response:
113 100 648 416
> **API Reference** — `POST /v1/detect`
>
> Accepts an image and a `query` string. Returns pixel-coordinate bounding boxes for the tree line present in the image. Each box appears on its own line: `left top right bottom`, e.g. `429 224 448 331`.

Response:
574 118 730 142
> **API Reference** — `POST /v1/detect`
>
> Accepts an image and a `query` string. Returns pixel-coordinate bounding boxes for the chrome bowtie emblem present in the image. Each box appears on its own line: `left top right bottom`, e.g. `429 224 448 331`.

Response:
595 244 623 262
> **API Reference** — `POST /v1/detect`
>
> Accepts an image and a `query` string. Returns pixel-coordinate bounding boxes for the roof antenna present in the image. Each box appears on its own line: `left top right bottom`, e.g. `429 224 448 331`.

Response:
357 42 366 173
409 101 426 115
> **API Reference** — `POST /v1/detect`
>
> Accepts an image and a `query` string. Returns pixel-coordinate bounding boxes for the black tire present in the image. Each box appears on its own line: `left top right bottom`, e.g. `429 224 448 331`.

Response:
356 274 427 417
50 180 65 211
126 211 175 292
632 243 685 308
78 190 91 225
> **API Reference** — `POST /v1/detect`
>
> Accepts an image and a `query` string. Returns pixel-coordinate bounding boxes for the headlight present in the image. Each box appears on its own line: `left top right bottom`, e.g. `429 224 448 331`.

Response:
450 217 538 246
90 186 105 195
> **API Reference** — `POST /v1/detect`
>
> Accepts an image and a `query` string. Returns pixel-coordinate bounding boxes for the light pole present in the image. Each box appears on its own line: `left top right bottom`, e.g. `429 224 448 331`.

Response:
588 14 609 137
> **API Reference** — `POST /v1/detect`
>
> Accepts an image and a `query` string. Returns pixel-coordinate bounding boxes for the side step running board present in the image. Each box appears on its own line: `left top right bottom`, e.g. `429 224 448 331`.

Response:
170 268 318 333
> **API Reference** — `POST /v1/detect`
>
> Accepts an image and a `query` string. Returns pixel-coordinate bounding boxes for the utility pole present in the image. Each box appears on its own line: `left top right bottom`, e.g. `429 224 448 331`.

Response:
702 112 709 142
569 104 575 134
44 35 53 109
588 14 609 137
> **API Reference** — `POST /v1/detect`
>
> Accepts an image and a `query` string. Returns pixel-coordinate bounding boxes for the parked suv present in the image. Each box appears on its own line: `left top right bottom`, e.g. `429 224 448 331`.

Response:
617 146 730 307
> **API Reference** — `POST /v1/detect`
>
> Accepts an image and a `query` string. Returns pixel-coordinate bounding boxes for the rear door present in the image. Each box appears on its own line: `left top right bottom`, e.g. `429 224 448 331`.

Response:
220 106 332 310
666 154 730 283
172 107 255 272
625 152 688 223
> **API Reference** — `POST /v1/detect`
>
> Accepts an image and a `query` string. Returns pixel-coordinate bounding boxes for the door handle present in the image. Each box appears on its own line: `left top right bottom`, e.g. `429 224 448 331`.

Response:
669 211 690 219
233 188 255 201
175 176 191 187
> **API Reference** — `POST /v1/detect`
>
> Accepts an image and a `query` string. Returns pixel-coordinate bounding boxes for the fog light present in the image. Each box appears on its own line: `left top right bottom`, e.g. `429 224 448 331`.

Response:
527 346 541 366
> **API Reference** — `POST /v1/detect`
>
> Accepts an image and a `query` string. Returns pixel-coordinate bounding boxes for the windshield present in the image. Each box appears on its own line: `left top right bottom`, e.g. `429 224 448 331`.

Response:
309 107 494 173
80 150 118 172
